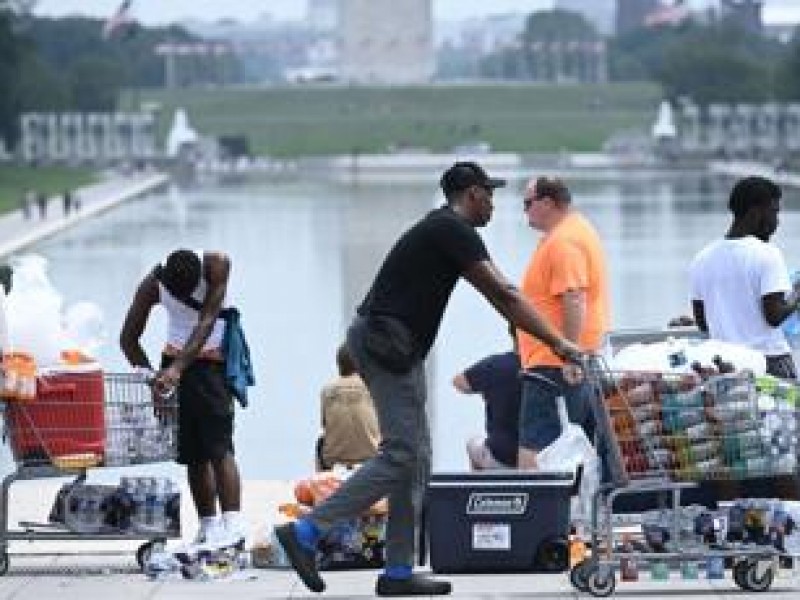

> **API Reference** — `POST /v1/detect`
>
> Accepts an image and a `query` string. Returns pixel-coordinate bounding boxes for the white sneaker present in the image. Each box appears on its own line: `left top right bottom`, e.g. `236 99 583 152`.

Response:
222 525 248 550
193 522 227 546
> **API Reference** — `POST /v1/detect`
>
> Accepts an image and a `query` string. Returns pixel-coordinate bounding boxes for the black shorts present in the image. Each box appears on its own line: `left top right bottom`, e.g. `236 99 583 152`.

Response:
161 356 235 465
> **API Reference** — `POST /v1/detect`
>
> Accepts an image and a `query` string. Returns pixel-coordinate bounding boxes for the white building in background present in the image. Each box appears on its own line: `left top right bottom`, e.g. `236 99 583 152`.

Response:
308 0 339 32
339 0 434 84
20 112 156 164
554 0 615 35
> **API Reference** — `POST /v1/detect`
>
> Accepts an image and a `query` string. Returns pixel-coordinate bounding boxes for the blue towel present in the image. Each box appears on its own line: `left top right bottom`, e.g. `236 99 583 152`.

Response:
220 307 255 408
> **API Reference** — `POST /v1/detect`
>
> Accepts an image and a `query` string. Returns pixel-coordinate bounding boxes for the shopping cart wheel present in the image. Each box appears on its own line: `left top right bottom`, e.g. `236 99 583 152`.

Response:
742 559 774 593
732 559 750 591
136 539 166 571
0 551 8 576
535 536 569 572
569 559 592 592
586 568 616 598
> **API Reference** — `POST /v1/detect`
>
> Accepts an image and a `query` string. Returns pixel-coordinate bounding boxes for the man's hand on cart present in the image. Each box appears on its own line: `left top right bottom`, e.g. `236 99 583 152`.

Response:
552 338 587 384
137 367 177 422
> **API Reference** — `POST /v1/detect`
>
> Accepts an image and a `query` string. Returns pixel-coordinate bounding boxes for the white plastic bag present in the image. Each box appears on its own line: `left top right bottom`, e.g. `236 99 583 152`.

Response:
536 396 600 530
5 255 64 366
63 301 107 357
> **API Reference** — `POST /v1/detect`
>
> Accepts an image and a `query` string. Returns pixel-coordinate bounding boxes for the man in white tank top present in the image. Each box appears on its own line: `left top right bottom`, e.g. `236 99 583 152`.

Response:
120 249 244 545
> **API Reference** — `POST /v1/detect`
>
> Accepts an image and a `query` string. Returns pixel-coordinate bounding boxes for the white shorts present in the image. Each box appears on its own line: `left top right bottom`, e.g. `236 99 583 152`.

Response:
466 436 513 470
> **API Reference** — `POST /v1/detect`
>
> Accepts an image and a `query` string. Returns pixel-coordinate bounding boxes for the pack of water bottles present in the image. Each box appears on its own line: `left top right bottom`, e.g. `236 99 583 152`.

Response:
144 537 249 581
632 499 800 555
51 477 180 536
104 397 178 466
599 367 800 484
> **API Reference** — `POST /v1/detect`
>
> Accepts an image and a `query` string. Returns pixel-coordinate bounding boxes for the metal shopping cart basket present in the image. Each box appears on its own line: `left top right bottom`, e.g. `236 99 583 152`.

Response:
0 370 179 575
570 358 800 597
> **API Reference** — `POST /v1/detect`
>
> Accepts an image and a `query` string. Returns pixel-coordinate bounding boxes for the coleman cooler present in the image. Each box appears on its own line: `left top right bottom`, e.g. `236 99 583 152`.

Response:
423 471 575 574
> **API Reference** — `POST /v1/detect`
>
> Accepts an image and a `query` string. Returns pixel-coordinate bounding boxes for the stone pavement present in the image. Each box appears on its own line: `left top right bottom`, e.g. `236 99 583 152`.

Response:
0 556 798 599
0 170 169 259
1 478 799 599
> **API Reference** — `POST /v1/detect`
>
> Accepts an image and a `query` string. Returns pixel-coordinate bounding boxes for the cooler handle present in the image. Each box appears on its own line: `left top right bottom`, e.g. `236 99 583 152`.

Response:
35 381 78 401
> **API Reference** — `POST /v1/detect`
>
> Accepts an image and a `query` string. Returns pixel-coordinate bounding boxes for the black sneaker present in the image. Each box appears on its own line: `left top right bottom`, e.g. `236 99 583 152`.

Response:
375 573 452 596
274 522 325 593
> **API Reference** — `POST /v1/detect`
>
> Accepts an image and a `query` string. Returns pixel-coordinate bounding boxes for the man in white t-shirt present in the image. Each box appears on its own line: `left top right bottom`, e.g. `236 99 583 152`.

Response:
689 176 800 380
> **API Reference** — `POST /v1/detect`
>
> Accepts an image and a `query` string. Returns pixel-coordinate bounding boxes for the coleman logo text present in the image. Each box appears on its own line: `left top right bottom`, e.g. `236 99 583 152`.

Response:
466 493 528 515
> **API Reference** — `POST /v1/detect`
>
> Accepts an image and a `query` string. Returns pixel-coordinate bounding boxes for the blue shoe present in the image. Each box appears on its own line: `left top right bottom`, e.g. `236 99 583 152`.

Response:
275 522 325 593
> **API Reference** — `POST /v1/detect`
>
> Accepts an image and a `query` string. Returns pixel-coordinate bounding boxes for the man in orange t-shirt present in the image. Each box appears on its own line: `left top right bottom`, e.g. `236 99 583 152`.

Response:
517 176 610 469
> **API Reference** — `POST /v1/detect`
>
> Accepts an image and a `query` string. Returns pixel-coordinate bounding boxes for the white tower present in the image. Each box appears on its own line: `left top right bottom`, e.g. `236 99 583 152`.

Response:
339 0 434 84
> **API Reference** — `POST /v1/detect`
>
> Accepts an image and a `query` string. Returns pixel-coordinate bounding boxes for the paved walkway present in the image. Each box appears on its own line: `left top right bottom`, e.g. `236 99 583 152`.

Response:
0 555 797 598
708 160 800 188
1 478 799 598
0 171 169 259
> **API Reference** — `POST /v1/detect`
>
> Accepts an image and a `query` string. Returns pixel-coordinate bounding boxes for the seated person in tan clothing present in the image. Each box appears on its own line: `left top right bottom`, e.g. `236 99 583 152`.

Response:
315 344 381 471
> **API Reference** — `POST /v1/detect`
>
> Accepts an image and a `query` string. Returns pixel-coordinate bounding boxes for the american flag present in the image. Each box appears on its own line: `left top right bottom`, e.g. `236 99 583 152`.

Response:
103 0 134 39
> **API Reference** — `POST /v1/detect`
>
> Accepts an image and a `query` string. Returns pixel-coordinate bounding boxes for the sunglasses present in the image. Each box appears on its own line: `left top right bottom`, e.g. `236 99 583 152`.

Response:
523 195 540 210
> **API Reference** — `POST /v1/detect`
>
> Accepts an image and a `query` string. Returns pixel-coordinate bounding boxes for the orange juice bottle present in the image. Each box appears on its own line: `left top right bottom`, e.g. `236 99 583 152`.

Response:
17 354 36 402
1 353 19 399
569 533 587 567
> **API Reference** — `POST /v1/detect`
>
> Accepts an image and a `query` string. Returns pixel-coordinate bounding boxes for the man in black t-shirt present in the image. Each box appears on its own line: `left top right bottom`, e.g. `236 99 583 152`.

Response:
454 350 521 470
275 161 581 597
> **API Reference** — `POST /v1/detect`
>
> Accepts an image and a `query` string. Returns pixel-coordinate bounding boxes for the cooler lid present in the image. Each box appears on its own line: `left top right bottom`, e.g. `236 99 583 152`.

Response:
429 470 574 487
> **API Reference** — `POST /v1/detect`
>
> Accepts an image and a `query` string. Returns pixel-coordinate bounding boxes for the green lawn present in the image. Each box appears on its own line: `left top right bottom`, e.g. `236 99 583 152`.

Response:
0 165 96 214
122 82 662 157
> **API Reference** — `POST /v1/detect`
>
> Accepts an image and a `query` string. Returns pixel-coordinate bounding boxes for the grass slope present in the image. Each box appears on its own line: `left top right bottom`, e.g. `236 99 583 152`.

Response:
123 82 662 157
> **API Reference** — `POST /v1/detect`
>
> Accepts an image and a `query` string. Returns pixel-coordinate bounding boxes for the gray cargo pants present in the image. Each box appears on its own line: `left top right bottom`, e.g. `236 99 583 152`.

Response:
308 315 431 567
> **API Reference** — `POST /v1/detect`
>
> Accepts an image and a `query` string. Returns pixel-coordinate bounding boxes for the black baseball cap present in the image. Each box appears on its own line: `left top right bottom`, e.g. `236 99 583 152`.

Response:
440 161 507 196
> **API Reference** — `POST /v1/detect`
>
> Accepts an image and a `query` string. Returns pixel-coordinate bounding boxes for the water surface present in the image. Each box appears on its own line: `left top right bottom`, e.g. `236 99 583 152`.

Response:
17 170 800 480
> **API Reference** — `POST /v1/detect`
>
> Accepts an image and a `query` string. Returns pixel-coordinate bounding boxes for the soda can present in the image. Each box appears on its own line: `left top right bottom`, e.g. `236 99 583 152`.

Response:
650 561 669 581
706 557 725 579
686 422 709 441
681 561 699 580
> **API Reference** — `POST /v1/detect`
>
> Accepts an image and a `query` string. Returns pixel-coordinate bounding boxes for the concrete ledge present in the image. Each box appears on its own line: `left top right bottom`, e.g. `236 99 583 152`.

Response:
0 173 170 259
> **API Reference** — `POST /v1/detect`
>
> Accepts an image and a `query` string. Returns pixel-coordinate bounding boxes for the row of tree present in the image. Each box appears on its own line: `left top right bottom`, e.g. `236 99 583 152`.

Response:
5 5 800 151
0 2 197 148
474 10 800 105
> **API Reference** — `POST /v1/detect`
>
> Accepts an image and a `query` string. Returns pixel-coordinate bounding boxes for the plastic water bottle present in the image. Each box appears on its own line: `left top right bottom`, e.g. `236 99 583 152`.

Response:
650 560 669 581
133 478 148 531
144 478 158 531
681 561 699 580
706 556 725 579
620 536 639 581
152 478 167 533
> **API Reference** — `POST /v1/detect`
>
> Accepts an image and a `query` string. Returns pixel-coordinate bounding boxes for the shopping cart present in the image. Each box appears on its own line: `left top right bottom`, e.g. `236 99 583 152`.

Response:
570 358 800 597
0 370 179 575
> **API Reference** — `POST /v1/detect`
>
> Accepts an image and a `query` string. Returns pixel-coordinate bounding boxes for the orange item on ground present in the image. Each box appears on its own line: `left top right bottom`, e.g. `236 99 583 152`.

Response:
279 502 311 519
309 472 342 505
294 479 314 506
569 536 587 567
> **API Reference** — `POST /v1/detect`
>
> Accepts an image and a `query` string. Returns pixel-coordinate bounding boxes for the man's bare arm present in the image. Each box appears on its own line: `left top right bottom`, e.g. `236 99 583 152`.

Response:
561 288 586 343
463 260 578 361
120 275 159 370
452 373 473 394
762 284 800 327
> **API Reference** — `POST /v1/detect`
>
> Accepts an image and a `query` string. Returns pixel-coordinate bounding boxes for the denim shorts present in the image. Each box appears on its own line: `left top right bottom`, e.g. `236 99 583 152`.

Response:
518 366 596 451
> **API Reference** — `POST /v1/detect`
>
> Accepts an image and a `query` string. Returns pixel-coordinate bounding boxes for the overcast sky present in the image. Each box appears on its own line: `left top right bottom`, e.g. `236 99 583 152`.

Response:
33 0 800 25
